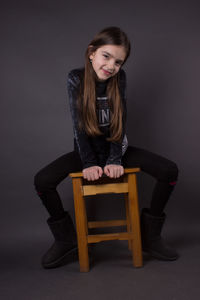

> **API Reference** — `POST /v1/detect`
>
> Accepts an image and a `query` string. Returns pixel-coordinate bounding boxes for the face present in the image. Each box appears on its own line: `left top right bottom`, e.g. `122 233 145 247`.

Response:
89 45 126 82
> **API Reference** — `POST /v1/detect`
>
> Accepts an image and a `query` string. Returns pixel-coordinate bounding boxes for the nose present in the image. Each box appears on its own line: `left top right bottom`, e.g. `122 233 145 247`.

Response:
107 60 115 71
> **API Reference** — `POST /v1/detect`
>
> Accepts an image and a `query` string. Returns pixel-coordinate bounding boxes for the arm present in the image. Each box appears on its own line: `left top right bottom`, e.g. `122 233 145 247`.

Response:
67 70 98 169
105 69 128 166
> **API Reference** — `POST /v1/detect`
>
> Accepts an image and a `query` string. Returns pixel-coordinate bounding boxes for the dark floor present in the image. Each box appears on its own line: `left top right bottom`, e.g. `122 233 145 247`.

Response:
1 218 200 300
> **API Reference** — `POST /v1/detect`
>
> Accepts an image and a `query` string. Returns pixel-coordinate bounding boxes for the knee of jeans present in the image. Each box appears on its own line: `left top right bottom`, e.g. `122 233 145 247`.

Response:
161 162 179 183
34 171 52 193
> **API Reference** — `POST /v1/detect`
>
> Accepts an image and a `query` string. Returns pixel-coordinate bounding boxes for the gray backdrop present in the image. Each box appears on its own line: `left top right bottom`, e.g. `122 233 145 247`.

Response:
1 0 200 240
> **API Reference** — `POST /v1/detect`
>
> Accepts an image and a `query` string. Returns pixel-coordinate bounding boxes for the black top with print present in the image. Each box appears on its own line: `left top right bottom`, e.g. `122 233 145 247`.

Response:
67 67 128 169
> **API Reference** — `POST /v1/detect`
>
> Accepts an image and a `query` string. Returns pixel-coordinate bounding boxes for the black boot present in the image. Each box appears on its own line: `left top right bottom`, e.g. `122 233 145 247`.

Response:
41 211 78 269
140 208 179 261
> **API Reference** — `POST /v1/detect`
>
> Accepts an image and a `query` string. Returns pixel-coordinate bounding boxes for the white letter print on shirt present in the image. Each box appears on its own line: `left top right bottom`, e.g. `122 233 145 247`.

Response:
96 96 110 127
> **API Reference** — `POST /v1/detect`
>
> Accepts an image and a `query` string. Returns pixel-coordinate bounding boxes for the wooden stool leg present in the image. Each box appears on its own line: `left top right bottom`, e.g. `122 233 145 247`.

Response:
72 178 89 272
124 174 132 250
128 173 143 267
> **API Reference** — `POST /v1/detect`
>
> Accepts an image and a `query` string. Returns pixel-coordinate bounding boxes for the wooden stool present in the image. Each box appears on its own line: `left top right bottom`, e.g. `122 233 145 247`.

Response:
69 168 143 272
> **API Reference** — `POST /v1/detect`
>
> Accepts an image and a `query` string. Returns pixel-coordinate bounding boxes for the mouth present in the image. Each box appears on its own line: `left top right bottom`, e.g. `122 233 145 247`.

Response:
102 69 112 76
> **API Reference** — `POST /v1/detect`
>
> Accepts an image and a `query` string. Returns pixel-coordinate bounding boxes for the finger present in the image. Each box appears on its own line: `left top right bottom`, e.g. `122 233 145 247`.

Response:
98 167 103 177
100 168 103 177
91 169 98 181
113 167 117 178
94 170 99 180
119 168 122 177
87 172 91 181
84 169 92 181
121 167 124 176
116 168 120 178
114 167 119 178
115 168 119 178
104 166 109 176
109 167 114 178
89 169 95 181
115 167 121 178
89 170 94 181
115 167 122 178
83 171 87 179
111 168 116 178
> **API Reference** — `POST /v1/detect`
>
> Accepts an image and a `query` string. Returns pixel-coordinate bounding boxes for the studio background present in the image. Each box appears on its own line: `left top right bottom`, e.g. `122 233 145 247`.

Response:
1 0 200 299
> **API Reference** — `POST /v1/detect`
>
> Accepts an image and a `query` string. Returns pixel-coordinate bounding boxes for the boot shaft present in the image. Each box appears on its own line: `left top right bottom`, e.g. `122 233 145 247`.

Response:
47 211 76 243
141 208 166 241
140 208 179 261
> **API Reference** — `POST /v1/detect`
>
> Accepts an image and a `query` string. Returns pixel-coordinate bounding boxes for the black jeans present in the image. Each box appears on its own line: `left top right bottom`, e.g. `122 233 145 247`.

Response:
34 146 178 220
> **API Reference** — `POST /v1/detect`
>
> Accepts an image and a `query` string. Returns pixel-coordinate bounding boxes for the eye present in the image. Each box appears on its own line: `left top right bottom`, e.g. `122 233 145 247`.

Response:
103 54 109 58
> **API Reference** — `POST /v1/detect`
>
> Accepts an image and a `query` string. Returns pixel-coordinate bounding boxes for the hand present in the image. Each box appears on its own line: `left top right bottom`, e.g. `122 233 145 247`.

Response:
83 166 103 181
104 164 124 178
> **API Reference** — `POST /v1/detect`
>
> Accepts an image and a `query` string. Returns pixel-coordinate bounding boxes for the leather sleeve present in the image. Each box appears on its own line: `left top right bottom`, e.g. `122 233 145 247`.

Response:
67 70 98 169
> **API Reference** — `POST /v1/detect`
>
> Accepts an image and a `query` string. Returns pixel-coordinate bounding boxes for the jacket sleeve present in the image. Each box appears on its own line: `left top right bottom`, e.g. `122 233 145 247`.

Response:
67 70 98 169
105 69 128 166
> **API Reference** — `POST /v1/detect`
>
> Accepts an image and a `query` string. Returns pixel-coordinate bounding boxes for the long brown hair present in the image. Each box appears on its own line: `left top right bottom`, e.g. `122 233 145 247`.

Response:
77 26 131 142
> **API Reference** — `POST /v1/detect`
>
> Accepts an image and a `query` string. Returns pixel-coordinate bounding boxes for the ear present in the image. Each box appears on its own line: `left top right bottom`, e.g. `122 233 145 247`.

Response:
88 45 95 60
89 53 94 60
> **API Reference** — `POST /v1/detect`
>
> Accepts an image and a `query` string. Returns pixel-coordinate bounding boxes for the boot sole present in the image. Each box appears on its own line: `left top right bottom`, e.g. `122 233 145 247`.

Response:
42 247 78 269
142 248 179 261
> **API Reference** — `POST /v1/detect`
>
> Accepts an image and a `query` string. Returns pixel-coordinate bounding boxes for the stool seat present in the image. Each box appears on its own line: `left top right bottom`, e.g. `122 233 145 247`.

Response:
69 168 143 272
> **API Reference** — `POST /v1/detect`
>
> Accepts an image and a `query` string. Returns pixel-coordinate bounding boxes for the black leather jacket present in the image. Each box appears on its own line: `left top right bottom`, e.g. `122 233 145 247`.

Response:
67 67 128 169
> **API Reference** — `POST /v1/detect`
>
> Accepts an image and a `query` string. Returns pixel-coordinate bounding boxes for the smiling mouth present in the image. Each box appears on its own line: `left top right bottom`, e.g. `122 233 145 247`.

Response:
102 69 112 75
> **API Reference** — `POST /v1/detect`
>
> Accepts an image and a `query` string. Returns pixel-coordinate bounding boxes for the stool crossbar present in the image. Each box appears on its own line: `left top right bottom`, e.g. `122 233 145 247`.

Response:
69 168 143 272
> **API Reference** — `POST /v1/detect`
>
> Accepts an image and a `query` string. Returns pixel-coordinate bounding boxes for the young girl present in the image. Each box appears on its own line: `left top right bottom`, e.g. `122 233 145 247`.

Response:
34 26 179 269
